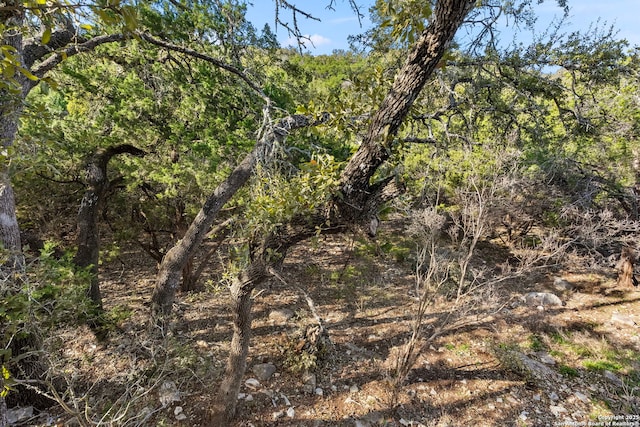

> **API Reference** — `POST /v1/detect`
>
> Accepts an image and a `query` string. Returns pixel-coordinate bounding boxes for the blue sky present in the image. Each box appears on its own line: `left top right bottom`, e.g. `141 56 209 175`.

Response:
245 1 640 55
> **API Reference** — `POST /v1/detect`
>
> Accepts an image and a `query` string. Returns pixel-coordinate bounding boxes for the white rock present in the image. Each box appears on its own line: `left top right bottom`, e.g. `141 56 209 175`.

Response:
175 413 187 421
350 385 359 393
611 313 637 327
574 391 589 403
315 387 324 396
280 393 292 407
519 411 529 421
549 405 567 417
286 407 295 418
549 392 559 401
245 378 261 390
523 292 563 307
174 406 183 416
272 410 285 420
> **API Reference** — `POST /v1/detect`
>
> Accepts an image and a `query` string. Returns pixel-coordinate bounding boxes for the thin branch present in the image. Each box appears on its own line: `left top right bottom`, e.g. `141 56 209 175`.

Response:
137 32 270 103
30 33 127 78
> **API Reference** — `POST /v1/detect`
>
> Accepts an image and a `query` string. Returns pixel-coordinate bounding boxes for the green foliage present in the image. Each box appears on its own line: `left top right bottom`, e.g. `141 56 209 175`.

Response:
245 153 342 236
527 334 547 352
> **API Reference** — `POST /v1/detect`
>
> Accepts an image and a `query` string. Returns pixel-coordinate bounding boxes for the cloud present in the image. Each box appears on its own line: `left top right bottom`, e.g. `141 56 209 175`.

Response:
283 34 332 49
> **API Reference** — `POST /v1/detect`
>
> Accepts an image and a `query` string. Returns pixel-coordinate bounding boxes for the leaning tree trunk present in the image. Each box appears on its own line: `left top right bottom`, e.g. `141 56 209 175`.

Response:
74 145 145 309
209 260 268 424
210 0 475 423
150 114 324 327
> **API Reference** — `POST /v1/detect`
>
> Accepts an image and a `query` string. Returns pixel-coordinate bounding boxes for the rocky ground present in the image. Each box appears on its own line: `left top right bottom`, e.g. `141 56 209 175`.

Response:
6 223 640 427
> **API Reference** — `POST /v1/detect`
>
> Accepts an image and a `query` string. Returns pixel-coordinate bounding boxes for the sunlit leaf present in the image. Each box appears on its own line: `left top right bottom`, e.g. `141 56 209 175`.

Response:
41 27 51 45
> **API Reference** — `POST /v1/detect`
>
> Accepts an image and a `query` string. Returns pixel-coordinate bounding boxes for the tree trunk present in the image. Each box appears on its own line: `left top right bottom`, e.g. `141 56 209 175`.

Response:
210 260 267 424
617 247 638 288
150 114 323 325
74 145 145 309
0 1 27 268
338 0 474 224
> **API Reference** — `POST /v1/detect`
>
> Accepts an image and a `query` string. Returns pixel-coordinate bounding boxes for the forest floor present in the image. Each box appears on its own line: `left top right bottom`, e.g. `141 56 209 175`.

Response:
16 217 640 427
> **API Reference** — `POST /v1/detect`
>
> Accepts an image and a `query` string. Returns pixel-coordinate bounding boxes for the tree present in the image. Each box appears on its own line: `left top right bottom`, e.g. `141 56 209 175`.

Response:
74 144 145 310
207 0 477 421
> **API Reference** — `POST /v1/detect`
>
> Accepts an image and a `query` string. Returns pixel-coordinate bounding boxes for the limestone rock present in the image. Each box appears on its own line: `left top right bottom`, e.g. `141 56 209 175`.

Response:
611 313 637 327
252 363 277 381
523 292 563 307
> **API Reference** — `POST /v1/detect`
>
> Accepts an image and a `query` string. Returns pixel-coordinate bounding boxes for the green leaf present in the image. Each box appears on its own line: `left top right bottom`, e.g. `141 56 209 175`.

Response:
41 27 51 45
121 5 138 31
18 66 39 81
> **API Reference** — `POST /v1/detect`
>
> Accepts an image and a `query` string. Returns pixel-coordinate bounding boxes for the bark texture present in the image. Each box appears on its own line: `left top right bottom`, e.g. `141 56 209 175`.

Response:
74 145 145 308
617 247 638 288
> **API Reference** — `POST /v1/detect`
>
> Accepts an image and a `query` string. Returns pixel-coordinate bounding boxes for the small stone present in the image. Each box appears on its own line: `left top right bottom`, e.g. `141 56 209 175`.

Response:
245 394 254 402
286 407 295 418
604 370 624 387
280 393 292 406
245 378 261 390
496 397 503 403
174 406 187 421
549 405 567 417
302 372 317 394
430 388 437 396
252 363 277 381
349 385 359 393
488 404 495 410
523 292 563 307
553 277 573 291
574 391 589 403
272 410 285 420
549 392 559 401
331 385 338 392
533 394 541 401
519 411 528 421
611 313 637 327
269 308 294 324
315 387 324 396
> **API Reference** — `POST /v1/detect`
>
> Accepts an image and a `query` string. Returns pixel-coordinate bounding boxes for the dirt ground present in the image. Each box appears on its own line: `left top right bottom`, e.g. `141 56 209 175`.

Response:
13 219 640 427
